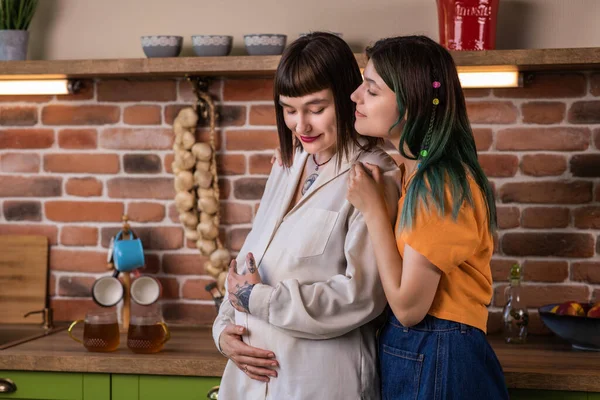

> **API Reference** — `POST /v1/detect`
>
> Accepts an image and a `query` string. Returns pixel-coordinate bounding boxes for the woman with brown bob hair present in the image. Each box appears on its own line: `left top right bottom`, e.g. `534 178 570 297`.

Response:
212 32 399 399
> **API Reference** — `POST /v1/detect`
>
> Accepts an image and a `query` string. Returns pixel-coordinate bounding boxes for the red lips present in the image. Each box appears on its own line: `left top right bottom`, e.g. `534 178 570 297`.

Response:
300 134 321 143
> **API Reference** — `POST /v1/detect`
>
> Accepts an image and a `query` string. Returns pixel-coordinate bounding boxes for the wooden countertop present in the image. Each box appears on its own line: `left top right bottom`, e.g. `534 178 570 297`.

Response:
1 327 599 392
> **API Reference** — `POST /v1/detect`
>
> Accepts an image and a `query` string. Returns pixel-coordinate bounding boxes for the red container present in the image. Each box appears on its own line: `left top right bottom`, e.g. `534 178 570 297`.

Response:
436 0 500 51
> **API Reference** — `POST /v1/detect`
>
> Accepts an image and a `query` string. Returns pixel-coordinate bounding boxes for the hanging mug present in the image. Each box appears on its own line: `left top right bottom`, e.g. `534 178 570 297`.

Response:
113 230 145 272
91 274 124 307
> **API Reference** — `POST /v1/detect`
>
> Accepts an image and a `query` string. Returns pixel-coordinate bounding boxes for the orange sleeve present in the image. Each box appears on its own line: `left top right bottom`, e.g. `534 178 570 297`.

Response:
399 197 480 274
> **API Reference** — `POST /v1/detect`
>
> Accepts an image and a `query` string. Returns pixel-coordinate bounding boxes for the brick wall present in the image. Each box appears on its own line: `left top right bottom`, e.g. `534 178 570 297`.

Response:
0 73 599 333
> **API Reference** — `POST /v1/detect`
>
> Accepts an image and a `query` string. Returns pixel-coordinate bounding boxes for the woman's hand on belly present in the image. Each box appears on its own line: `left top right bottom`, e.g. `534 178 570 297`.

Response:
219 324 279 382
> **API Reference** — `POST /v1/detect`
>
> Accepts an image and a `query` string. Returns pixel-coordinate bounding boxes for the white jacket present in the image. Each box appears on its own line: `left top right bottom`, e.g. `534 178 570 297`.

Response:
213 144 400 400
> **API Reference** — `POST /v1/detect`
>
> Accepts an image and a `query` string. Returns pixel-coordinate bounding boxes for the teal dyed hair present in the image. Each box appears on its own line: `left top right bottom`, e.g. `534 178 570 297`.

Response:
366 35 497 232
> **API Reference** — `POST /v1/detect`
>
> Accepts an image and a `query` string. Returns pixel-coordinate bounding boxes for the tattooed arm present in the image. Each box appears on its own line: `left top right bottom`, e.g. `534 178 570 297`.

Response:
227 253 261 313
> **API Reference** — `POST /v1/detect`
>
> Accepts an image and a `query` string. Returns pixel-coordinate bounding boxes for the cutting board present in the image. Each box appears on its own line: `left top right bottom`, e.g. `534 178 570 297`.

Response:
0 235 49 324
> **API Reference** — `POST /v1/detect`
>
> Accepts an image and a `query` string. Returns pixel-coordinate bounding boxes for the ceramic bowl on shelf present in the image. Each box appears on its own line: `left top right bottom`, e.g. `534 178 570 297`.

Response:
191 35 233 56
141 35 183 58
538 303 600 351
243 34 287 55
298 31 343 38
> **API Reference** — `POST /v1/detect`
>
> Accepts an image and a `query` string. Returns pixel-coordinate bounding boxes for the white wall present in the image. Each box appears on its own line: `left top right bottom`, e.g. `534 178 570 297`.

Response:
27 0 600 60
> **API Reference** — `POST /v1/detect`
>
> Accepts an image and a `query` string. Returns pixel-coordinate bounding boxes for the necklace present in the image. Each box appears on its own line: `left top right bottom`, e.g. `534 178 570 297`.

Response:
301 154 333 195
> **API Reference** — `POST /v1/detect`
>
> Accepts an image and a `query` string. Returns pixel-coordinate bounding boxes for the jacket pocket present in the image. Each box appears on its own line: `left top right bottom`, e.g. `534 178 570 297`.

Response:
380 344 423 400
289 208 339 258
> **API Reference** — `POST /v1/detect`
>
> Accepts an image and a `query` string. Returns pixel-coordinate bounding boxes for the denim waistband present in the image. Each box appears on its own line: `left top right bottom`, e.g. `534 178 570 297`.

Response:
387 311 471 333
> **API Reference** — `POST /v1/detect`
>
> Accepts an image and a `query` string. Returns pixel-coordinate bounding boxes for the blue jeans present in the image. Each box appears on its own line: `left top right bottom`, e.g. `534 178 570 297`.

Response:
379 312 509 400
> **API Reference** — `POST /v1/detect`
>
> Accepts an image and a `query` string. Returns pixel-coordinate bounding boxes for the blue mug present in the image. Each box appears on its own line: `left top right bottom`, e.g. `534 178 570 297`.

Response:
113 230 145 272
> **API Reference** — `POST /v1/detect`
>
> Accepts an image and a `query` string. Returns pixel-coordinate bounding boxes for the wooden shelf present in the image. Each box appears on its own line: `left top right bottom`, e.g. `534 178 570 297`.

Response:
0 48 599 80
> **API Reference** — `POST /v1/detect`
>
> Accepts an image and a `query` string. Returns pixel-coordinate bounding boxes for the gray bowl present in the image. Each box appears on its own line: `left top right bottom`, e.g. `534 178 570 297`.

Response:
539 303 600 351
141 35 183 58
244 34 287 56
192 35 233 57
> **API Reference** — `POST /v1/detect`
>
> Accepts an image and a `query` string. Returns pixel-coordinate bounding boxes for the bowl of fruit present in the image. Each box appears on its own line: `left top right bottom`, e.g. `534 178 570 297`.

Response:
538 301 600 351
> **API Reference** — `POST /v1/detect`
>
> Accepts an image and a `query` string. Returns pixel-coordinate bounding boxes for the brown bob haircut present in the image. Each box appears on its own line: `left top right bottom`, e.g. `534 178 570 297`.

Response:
273 32 381 168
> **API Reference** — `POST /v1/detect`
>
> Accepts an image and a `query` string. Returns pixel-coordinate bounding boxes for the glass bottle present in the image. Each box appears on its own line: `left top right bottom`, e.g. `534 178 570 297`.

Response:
502 263 529 344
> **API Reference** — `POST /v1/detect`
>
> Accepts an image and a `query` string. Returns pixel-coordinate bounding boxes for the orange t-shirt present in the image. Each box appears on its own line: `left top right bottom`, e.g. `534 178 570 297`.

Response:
395 166 494 333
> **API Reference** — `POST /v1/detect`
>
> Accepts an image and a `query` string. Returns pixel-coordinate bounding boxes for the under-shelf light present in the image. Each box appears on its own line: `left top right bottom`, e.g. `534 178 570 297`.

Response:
0 79 81 95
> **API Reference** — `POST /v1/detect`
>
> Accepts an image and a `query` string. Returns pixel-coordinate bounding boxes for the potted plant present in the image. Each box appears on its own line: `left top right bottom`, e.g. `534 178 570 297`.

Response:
0 0 38 61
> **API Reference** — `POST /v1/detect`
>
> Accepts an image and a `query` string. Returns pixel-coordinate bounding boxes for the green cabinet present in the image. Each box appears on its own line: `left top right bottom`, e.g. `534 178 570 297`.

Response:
0 371 219 400
0 371 109 400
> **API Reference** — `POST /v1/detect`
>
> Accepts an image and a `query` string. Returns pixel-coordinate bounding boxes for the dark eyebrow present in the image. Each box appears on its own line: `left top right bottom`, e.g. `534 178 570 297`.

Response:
279 98 329 108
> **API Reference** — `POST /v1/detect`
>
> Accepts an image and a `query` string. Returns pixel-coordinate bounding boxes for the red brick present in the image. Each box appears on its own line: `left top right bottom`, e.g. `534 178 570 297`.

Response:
141 254 161 274
165 104 245 126
196 129 223 151
216 154 246 175
123 154 162 174
573 206 600 229
521 154 567 176
0 153 39 172
167 203 179 223
107 178 175 200
0 106 37 126
521 207 570 229
0 176 61 197
568 101 600 124
466 101 517 124
50 249 109 272
521 101 565 124
60 226 98 246
58 276 96 297
56 79 94 101
486 311 502 334
164 153 174 174
496 206 519 229
490 258 518 282
528 311 551 335
570 154 600 177
591 73 600 96
65 177 103 197
182 279 214 300
163 253 208 275
46 201 124 222
571 262 600 284
499 181 592 204
595 128 600 150
0 129 53 148
50 299 104 322
523 261 568 282
97 79 176 102
101 226 184 250
49 274 56 296
124 105 162 125
249 105 276 125
225 130 279 151
157 277 180 299
462 88 490 98
496 127 590 151
220 202 253 224
0 224 57 244
3 200 41 221
0 95 52 103
42 105 120 125
249 154 273 175
178 79 222 102
219 178 231 200
127 202 165 222
58 129 97 149
473 128 492 151
502 233 594 258
234 178 267 200
228 228 250 252
44 154 119 174
100 128 173 150
494 284 589 308
162 303 217 325
594 289 600 303
479 154 518 177
494 73 586 98
223 78 274 101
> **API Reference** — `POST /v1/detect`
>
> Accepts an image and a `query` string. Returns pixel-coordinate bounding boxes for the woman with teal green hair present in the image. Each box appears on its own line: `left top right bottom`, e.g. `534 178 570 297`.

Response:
347 35 509 399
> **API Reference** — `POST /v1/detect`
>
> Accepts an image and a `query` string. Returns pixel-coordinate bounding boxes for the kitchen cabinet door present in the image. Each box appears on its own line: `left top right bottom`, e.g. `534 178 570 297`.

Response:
112 374 220 400
0 371 109 400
